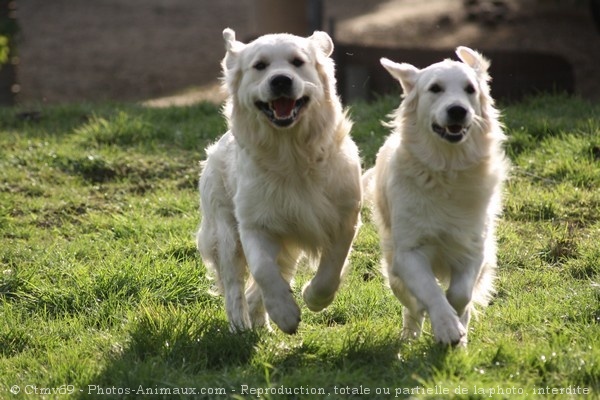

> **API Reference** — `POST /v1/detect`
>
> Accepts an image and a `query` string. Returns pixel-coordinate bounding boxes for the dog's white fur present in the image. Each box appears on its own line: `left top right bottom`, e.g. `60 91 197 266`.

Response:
365 47 508 346
197 28 362 334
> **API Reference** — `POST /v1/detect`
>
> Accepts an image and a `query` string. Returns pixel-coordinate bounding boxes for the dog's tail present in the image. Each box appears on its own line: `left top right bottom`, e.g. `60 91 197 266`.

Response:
362 167 376 205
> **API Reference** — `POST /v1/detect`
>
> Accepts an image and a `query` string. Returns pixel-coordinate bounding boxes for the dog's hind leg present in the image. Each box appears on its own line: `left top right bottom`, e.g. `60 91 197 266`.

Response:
222 255 251 332
245 278 267 329
199 214 251 332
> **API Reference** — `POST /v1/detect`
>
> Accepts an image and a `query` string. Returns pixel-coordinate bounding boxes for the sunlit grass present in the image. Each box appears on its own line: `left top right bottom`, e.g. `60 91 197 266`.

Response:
0 95 599 399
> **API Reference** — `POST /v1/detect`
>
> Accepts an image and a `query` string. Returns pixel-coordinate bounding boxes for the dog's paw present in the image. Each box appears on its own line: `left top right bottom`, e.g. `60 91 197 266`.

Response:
250 310 268 329
302 282 335 312
247 292 268 328
400 328 421 341
227 311 252 333
430 311 467 346
263 293 301 334
456 335 469 348
401 308 424 341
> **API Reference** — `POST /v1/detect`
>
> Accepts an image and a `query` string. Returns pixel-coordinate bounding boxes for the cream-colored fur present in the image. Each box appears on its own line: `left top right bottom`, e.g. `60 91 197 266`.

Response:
197 29 362 334
366 47 508 346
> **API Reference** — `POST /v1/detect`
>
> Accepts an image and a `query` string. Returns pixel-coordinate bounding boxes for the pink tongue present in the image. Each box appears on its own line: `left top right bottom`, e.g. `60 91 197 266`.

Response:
272 98 296 118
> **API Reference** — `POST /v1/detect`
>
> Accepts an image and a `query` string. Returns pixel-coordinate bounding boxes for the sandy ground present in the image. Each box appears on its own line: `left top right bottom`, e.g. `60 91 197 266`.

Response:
14 0 600 105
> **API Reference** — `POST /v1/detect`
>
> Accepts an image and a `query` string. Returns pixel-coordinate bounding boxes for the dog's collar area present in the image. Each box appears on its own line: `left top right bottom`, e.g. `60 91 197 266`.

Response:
255 96 309 128
432 123 469 143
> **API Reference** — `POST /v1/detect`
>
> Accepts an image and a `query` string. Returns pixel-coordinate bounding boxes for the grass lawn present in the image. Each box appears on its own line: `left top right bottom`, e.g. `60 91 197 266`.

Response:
0 94 599 399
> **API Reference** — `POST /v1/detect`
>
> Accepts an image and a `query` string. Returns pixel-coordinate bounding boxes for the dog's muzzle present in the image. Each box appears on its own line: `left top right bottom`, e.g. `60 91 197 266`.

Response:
255 74 310 128
432 105 470 143
255 97 309 128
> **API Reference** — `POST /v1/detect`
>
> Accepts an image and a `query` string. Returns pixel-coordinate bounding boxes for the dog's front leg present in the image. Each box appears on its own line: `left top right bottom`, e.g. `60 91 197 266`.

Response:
240 228 301 334
392 249 466 345
302 212 359 312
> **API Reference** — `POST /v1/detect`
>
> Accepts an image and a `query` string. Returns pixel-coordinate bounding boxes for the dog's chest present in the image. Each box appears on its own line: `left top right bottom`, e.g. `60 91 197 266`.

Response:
235 161 340 245
400 164 496 234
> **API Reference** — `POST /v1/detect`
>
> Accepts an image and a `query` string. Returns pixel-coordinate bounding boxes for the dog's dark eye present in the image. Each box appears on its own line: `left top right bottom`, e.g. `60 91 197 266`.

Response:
428 83 443 94
465 84 476 94
253 61 268 71
291 57 305 67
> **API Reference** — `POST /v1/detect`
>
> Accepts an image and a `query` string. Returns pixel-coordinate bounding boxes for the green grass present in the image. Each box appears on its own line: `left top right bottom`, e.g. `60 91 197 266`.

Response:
0 94 599 399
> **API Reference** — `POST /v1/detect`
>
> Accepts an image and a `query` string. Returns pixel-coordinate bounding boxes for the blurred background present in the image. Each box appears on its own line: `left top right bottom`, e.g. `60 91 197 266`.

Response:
1 0 599 106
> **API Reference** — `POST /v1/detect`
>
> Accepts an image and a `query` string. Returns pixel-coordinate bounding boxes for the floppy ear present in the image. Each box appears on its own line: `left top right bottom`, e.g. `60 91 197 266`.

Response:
309 31 334 57
222 28 246 71
456 46 490 76
380 58 419 94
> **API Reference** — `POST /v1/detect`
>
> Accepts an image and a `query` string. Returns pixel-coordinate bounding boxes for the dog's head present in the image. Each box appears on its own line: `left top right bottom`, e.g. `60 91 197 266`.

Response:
221 28 335 129
381 47 494 145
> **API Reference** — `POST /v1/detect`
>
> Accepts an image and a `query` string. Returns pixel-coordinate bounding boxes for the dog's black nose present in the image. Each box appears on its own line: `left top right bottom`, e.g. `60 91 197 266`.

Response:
270 74 293 96
447 105 468 122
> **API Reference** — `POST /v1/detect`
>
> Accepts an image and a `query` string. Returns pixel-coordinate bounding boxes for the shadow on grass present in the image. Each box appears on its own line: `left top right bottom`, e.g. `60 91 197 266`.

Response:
260 324 456 397
78 306 260 399
78 304 458 399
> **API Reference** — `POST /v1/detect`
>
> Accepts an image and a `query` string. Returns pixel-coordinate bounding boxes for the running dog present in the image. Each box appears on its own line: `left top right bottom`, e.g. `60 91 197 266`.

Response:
365 47 508 346
197 29 362 334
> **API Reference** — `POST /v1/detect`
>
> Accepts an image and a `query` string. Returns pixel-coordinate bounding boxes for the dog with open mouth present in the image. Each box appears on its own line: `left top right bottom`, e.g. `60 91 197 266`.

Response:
196 29 362 334
364 47 509 346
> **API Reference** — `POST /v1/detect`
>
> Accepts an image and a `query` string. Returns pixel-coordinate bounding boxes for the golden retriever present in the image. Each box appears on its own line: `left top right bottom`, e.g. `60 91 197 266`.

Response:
365 47 509 346
197 29 362 334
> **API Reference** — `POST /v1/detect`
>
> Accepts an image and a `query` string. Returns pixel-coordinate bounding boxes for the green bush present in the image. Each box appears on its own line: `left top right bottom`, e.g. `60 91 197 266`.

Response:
0 35 9 64
0 2 18 66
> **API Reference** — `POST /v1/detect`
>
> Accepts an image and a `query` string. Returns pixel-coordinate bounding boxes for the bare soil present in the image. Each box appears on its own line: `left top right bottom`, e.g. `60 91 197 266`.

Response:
14 0 600 105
